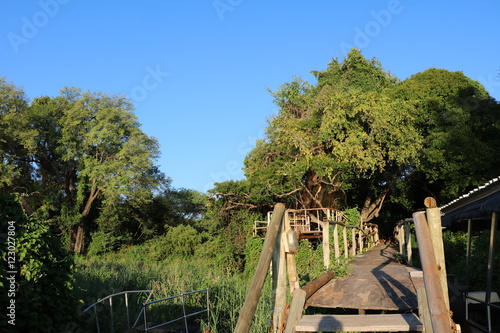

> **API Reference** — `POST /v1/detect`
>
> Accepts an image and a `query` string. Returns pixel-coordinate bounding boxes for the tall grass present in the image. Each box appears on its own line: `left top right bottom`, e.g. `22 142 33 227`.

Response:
73 249 272 332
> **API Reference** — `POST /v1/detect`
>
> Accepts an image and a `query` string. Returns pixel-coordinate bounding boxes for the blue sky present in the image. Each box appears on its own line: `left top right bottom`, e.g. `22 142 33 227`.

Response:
2 1 499 192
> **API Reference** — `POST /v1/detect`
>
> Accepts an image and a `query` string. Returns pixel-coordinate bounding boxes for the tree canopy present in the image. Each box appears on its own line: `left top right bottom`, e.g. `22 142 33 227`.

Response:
0 79 167 252
212 49 500 223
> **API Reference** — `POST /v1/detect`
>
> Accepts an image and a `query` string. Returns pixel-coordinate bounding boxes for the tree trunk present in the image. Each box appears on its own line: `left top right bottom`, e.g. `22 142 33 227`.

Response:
73 224 86 254
360 189 389 223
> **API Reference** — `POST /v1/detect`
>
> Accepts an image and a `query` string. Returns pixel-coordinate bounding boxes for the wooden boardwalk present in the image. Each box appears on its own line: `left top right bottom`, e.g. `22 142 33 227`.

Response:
295 244 424 332
306 243 423 310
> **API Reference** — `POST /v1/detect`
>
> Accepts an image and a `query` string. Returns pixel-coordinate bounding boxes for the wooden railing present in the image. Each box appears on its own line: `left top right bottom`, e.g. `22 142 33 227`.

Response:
395 198 457 333
237 204 380 333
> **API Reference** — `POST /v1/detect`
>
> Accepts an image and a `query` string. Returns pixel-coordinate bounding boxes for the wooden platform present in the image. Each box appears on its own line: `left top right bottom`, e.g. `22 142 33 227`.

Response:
306 244 423 311
295 313 423 332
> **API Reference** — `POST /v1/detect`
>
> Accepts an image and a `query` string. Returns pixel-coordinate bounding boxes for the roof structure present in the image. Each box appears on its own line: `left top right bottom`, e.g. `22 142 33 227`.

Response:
440 177 500 228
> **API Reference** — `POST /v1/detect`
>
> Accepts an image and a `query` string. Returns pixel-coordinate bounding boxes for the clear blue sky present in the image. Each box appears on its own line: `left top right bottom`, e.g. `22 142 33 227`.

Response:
2 1 499 192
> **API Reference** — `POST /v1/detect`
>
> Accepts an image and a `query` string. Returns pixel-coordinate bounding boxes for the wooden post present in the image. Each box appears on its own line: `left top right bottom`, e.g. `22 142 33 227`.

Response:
284 289 306 333
272 222 287 333
333 223 340 261
235 203 286 333
343 226 348 259
417 287 433 333
425 197 449 311
322 221 330 268
283 217 300 294
398 223 405 256
405 221 412 266
485 212 498 332
358 228 363 254
351 228 357 256
413 211 453 333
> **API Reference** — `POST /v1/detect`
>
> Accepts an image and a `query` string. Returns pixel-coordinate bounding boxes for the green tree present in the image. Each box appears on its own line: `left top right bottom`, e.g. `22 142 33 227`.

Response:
391 68 500 204
243 49 422 221
0 78 30 188
212 49 500 223
0 83 166 253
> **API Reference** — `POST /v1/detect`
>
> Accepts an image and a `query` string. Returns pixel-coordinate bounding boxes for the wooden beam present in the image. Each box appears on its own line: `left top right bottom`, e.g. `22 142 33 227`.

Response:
333 223 340 261
283 289 306 333
234 203 286 333
413 211 453 333
343 226 348 259
272 219 287 332
425 199 449 311
302 270 336 300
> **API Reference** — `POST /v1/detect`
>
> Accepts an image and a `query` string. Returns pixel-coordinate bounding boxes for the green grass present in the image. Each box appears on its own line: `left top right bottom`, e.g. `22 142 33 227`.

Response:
73 251 272 332
73 236 357 332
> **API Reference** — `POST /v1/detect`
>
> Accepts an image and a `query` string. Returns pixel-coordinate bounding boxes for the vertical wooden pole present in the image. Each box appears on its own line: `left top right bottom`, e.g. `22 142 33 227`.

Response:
322 221 330 268
283 289 306 333
413 211 453 333
333 223 340 261
343 226 348 259
485 212 498 332
272 221 287 333
405 221 412 266
398 223 404 255
425 198 449 311
351 228 356 256
283 216 300 294
358 225 363 254
417 287 433 333
234 203 286 333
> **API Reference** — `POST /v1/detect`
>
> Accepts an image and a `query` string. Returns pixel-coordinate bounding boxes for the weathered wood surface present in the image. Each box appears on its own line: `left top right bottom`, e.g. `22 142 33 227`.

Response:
305 244 421 310
295 313 423 332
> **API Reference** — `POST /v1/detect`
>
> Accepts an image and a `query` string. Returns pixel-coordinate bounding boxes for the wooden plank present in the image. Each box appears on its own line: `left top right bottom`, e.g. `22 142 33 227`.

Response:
272 219 287 332
322 221 330 268
284 289 306 333
333 223 340 260
295 313 423 332
425 205 449 311
343 226 348 259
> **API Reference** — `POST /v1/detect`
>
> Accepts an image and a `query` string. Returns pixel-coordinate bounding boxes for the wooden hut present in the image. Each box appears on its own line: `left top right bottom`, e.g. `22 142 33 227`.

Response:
441 177 500 332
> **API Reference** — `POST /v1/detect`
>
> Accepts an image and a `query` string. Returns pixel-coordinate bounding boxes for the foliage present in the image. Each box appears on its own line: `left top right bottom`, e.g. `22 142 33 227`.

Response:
87 230 133 257
0 193 79 332
74 250 272 333
443 230 500 291
212 49 500 225
148 224 204 260
0 80 167 253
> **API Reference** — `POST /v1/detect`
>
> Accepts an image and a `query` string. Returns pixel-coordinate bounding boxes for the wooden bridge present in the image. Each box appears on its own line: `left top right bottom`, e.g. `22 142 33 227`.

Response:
296 243 424 332
236 203 459 333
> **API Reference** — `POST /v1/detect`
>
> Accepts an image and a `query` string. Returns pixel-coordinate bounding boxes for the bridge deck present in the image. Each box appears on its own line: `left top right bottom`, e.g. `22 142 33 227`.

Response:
306 244 423 311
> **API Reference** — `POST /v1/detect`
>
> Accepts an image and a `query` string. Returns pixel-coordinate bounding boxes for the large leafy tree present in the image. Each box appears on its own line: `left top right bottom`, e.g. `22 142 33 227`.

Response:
390 68 500 205
213 50 500 223
0 81 166 252
241 49 421 221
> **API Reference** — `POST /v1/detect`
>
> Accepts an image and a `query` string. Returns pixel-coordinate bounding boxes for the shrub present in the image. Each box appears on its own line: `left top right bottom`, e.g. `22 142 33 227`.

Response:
0 193 80 332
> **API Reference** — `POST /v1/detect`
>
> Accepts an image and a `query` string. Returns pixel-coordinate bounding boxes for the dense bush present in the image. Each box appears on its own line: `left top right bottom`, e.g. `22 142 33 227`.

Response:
0 193 79 332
